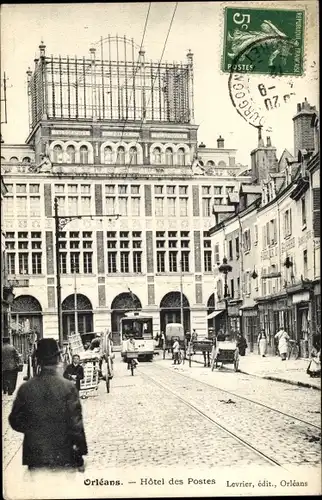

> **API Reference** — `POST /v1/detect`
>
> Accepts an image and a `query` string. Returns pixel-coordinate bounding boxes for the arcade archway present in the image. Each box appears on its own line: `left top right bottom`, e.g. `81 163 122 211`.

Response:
111 292 142 345
160 292 190 334
11 295 43 360
62 294 93 340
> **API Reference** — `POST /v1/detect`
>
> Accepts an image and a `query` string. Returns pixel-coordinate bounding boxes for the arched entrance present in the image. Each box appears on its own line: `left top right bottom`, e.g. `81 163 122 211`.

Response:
160 292 190 334
11 295 43 361
62 294 93 341
111 292 142 345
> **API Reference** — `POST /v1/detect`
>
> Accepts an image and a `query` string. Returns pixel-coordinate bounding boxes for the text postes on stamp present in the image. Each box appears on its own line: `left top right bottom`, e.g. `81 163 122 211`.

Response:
222 7 305 76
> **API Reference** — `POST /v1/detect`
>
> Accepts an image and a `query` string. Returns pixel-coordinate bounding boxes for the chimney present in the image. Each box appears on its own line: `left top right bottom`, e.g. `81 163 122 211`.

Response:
217 136 224 148
266 136 272 147
258 126 264 147
292 99 316 155
39 40 46 58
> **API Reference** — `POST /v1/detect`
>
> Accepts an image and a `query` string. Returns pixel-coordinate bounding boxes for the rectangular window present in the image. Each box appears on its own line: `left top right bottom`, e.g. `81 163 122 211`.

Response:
179 198 188 216
303 249 308 278
156 240 165 248
131 185 140 195
226 186 234 194
181 240 190 248
120 241 129 249
18 232 28 238
68 196 78 215
301 198 307 227
83 252 93 274
133 252 142 273
6 242 15 250
70 253 80 273
55 184 65 193
32 253 42 274
230 279 234 299
131 197 140 216
169 251 177 272
5 184 13 193
4 197 14 217
29 184 40 193
56 196 65 213
254 225 258 244
155 198 164 216
7 253 15 274
214 244 220 264
18 242 28 249
18 253 29 274
284 209 292 237
181 251 190 272
107 252 117 273
81 184 91 194
228 240 233 260
168 231 177 238
81 196 91 215
235 236 239 258
179 186 187 195
204 250 212 272
118 185 127 194
119 197 128 215
269 219 277 245
120 252 129 273
107 241 116 249
202 186 210 195
167 197 176 217
155 185 163 195
31 241 42 249
16 197 27 215
105 197 115 214
169 240 177 248
214 186 222 195
83 241 92 249
16 184 27 193
59 253 67 274
31 232 41 239
167 186 175 195
133 241 141 249
30 196 41 216
157 252 165 273
243 229 251 252
68 184 78 193
202 198 211 217
6 232 15 238
214 199 222 205
120 231 129 238
105 185 115 194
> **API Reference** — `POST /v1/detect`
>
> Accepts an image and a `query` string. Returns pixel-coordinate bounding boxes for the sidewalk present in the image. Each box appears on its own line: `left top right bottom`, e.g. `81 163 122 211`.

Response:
190 352 321 390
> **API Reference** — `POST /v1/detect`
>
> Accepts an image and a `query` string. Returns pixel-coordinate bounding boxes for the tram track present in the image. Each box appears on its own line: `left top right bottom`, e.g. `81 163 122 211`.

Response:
140 370 285 469
155 362 320 430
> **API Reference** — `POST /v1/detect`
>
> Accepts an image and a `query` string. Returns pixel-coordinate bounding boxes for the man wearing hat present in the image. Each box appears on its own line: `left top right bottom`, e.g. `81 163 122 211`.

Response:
9 338 88 472
2 337 20 395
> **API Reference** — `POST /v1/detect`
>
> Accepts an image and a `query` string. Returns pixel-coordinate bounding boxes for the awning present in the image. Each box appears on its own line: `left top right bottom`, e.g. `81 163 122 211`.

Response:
207 310 224 320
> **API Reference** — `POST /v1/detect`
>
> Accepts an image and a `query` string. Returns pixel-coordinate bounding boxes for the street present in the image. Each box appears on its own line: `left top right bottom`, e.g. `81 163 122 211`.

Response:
3 354 321 475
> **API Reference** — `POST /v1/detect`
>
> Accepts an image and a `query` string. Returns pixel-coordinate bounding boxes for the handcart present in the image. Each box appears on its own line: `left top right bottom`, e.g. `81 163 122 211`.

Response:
163 323 186 361
210 340 240 372
66 332 100 398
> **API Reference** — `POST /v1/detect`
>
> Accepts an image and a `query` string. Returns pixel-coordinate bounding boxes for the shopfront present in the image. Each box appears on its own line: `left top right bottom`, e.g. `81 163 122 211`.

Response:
286 285 312 358
257 294 291 355
227 301 242 336
241 307 258 352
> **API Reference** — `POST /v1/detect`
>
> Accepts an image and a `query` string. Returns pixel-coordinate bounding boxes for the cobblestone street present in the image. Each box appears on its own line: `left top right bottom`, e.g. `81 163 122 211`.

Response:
3 355 321 479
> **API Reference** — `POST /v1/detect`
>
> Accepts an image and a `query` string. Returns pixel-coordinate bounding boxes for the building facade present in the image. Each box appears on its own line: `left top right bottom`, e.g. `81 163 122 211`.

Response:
1 39 250 344
209 101 320 357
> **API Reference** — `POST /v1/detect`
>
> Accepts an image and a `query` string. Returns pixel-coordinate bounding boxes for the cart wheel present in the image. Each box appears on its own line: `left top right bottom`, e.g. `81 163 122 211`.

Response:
106 377 110 393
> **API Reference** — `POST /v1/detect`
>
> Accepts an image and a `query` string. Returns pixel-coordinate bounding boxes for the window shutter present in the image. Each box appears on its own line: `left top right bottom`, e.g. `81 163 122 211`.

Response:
313 188 320 238
289 209 292 235
273 219 277 243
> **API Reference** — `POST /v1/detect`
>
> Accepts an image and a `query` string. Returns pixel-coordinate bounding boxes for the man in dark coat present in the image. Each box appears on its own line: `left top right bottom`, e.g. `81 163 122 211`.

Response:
2 337 20 395
9 338 88 471
63 354 84 392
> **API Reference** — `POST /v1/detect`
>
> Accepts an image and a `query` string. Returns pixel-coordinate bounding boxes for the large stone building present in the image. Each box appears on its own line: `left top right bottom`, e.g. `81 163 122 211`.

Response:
210 100 320 357
1 39 250 345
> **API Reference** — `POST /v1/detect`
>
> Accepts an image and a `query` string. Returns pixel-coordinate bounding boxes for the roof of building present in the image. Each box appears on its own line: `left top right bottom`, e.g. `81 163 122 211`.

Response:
240 184 262 194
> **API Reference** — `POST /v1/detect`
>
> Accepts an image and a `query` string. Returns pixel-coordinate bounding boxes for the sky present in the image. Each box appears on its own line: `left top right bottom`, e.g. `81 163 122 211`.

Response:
1 1 319 165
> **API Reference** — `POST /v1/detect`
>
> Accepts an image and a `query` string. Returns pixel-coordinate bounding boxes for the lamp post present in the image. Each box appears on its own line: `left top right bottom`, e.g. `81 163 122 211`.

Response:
53 197 120 348
179 259 184 327
218 257 232 335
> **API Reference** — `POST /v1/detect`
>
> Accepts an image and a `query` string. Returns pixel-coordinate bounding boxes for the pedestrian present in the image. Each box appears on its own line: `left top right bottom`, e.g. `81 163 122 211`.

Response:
90 332 101 350
257 330 268 357
236 332 247 356
306 336 321 378
2 337 20 396
126 336 138 370
172 337 180 365
274 327 290 361
9 338 88 472
63 354 84 392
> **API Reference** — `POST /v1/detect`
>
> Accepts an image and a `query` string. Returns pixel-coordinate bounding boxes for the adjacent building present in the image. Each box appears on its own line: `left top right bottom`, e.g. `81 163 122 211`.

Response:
210 99 320 357
1 39 250 344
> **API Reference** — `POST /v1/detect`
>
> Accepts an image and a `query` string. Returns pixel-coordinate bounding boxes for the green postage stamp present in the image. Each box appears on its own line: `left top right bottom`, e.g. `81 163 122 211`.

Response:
222 7 305 75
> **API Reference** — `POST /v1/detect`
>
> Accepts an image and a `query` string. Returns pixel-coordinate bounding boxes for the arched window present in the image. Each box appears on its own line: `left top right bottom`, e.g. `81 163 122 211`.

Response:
22 157 31 164
9 157 19 164
66 145 76 163
129 147 138 165
104 146 113 164
207 160 215 166
53 145 63 163
116 146 125 165
165 148 173 166
153 147 161 164
177 148 185 166
80 145 88 164
1 156 5 161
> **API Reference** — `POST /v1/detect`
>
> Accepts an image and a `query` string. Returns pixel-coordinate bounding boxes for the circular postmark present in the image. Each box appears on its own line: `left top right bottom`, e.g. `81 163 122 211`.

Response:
228 35 298 131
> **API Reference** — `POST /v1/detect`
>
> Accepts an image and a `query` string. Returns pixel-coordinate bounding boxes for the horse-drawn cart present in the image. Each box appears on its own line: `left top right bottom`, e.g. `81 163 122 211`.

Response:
187 339 213 367
210 340 240 372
